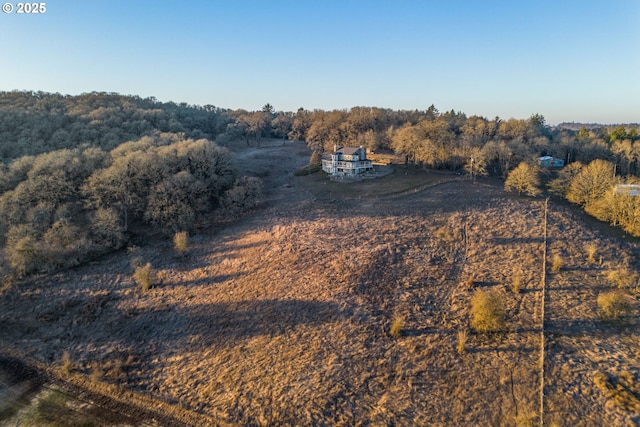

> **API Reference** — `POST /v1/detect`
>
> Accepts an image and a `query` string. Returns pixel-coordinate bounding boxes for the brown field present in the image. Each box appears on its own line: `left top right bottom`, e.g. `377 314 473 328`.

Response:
1 139 639 426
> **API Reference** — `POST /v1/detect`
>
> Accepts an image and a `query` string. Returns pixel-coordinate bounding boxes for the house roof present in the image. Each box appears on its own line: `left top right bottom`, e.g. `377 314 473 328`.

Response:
333 146 365 155
339 146 362 155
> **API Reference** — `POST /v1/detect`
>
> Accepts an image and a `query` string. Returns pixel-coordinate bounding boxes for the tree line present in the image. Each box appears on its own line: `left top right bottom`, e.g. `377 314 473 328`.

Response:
2 91 638 179
552 159 640 236
0 91 231 160
226 105 639 184
504 158 640 237
0 132 260 276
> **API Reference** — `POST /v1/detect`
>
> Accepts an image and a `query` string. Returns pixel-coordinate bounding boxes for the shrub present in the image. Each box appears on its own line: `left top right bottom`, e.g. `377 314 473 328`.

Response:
133 262 157 291
389 314 403 338
7 234 42 277
594 371 640 411
90 364 103 383
457 329 468 355
515 413 537 427
436 225 455 242
470 289 505 333
43 220 81 249
174 231 188 255
511 273 522 294
606 268 638 289
309 151 322 165
60 351 73 375
294 163 322 176
551 254 564 273
584 243 597 264
220 176 263 214
504 162 541 197
597 291 634 320
144 171 207 233
462 274 475 290
91 207 125 248
566 159 615 207
0 273 14 293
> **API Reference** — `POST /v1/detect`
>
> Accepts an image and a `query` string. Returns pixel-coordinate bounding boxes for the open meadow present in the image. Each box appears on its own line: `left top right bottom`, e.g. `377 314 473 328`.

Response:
1 140 638 426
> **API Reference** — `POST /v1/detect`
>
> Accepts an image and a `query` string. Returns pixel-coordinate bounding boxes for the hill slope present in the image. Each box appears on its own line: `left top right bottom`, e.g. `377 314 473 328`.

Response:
0 143 638 425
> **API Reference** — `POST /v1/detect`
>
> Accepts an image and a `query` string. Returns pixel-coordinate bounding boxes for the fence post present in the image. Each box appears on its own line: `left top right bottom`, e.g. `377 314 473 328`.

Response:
540 197 549 426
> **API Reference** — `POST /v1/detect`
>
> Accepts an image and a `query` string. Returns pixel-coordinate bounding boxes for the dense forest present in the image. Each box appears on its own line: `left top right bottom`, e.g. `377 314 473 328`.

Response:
0 92 262 275
2 91 639 170
0 90 639 276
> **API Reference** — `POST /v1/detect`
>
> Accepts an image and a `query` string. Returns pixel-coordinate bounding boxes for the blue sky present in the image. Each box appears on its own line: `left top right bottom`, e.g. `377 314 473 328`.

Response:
1 0 639 124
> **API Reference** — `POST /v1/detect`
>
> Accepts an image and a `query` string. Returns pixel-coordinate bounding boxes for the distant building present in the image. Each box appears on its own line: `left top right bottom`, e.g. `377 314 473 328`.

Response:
614 184 640 197
322 145 374 177
538 156 565 168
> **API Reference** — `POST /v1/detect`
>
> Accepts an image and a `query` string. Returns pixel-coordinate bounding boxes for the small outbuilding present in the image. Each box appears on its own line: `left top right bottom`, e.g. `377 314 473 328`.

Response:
537 156 565 168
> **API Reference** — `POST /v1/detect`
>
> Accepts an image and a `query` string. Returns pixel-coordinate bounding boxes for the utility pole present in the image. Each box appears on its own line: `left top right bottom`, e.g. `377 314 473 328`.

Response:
470 157 475 182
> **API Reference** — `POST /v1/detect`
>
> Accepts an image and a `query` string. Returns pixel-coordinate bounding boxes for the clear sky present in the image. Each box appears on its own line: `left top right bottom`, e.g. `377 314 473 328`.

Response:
1 0 639 124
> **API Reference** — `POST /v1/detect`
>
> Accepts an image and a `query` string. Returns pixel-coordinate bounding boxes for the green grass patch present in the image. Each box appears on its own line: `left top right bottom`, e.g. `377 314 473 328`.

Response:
294 163 323 176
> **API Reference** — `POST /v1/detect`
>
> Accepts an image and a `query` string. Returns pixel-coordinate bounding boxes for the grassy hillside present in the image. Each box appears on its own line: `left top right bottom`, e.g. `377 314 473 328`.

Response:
0 140 638 426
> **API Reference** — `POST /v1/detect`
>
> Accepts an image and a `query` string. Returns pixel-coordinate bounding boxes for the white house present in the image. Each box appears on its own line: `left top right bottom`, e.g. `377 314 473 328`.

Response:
322 145 374 177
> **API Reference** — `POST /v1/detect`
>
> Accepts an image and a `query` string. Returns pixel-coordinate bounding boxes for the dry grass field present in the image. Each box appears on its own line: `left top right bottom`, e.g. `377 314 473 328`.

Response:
0 139 639 426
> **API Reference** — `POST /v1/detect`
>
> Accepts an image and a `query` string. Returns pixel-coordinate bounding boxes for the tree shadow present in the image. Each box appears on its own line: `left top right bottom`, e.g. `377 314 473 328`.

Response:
472 280 500 288
115 299 345 349
188 299 344 343
551 265 595 273
546 284 611 292
300 180 511 219
158 238 266 274
157 273 250 290
547 317 638 337
466 345 529 354
401 327 444 337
